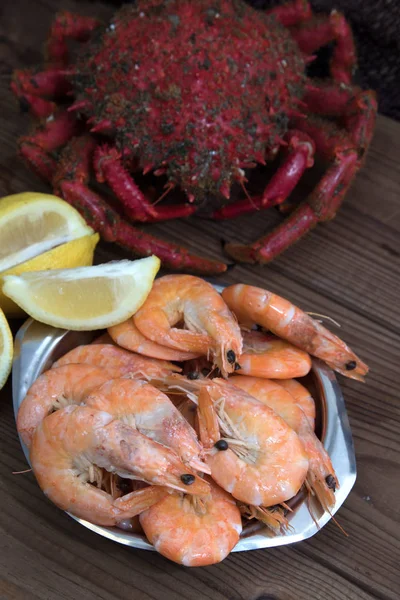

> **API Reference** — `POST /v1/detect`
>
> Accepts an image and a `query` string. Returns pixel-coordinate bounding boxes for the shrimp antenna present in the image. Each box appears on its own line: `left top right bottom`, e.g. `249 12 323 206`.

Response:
152 182 175 206
306 312 341 328
329 513 349 537
206 365 219 379
305 483 348 537
12 468 32 475
240 179 259 210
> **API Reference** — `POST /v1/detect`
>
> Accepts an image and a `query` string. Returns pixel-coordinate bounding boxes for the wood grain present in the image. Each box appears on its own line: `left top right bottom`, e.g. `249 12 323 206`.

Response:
0 2 399 599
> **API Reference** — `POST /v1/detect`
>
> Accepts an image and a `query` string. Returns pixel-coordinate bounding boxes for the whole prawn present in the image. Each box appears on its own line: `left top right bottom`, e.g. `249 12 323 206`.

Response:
229 375 338 511
19 347 184 448
165 376 309 507
30 405 209 526
222 284 368 380
133 275 243 376
85 377 210 474
140 477 242 566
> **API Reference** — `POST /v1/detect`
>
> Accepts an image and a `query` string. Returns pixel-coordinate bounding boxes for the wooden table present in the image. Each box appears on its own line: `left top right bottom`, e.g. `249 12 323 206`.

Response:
1 2 399 599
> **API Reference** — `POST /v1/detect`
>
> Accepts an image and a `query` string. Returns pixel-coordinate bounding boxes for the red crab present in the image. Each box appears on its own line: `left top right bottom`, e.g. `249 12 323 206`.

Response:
11 0 377 273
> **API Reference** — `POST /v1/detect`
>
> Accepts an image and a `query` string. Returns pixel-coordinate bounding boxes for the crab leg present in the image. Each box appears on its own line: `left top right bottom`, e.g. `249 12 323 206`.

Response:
18 111 80 181
46 12 100 67
19 143 57 182
224 90 377 264
12 69 71 98
11 69 72 118
300 88 378 155
212 131 315 220
265 0 311 27
303 82 378 160
303 80 360 117
52 136 227 274
15 95 57 119
61 185 226 274
341 92 378 153
225 148 357 264
291 11 356 84
94 145 196 223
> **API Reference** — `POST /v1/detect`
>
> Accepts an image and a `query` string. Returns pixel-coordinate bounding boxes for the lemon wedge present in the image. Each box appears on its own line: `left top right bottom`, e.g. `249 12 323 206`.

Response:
0 233 100 317
0 192 94 273
2 256 160 330
0 309 13 390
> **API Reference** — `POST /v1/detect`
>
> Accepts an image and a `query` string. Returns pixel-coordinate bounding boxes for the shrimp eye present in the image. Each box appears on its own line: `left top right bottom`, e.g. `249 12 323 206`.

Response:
180 474 196 485
234 362 241 371
345 360 357 371
187 371 199 380
325 475 336 491
227 350 236 364
214 439 229 451
117 479 132 495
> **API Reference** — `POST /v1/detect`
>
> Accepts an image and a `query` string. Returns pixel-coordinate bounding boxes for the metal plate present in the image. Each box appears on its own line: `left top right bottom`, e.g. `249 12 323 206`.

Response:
12 317 356 552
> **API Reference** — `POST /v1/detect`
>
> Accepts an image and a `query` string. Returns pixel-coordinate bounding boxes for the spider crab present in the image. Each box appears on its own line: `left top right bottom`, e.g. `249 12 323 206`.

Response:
11 0 377 273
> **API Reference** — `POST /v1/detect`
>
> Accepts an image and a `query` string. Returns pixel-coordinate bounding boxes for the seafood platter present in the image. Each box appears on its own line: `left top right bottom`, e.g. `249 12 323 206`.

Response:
12 275 362 566
2 0 375 569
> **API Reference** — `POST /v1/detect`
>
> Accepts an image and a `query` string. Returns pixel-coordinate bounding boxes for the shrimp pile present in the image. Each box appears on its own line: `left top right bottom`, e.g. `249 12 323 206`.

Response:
18 275 368 566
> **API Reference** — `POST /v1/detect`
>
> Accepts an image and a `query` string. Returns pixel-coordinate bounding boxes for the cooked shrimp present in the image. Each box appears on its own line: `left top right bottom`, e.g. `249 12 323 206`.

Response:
85 378 210 474
108 317 199 362
274 378 316 429
237 330 312 379
17 364 112 448
222 284 368 381
30 407 162 526
140 477 242 566
168 376 309 507
53 344 181 381
229 376 338 511
31 404 209 526
134 275 243 376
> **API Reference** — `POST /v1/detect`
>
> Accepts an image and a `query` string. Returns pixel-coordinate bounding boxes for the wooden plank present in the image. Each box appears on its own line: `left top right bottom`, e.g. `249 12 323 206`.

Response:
1 1 400 599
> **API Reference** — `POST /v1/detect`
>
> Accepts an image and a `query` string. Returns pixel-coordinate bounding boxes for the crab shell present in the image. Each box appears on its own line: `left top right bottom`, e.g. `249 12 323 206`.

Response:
72 0 306 201
11 0 377 272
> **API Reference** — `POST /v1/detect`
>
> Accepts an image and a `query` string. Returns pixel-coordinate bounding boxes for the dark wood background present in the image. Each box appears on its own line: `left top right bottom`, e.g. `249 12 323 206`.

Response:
1 2 399 599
